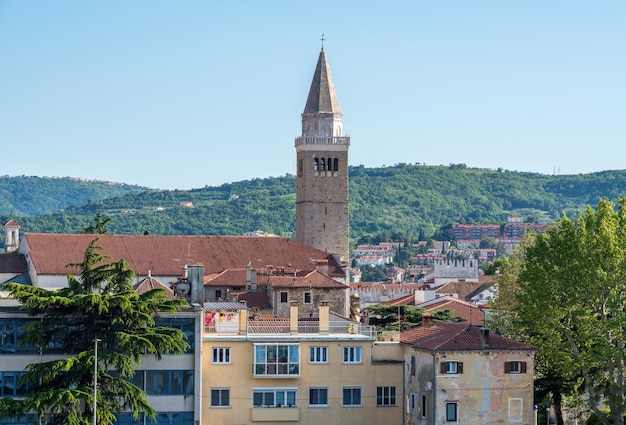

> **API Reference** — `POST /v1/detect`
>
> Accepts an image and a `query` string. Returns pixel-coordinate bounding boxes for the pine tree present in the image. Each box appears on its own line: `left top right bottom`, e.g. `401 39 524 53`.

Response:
0 239 190 425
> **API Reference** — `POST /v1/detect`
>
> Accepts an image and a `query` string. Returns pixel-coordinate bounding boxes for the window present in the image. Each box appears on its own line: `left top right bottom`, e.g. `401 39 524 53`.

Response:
309 346 328 363
410 392 416 411
446 402 458 422
253 388 297 407
211 388 230 407
212 347 230 364
441 361 463 374
309 387 329 407
280 292 288 303
410 355 416 376
215 289 222 300
145 370 194 395
304 291 312 304
421 395 427 417
342 387 362 406
156 318 195 353
146 412 194 425
115 412 145 425
254 344 300 376
343 346 362 364
376 386 396 406
505 361 527 374
0 372 29 395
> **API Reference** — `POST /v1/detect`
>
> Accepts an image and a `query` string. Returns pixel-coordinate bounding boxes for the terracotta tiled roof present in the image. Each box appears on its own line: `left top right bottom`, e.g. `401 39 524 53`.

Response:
378 293 415 306
435 280 484 300
23 233 344 277
0 254 28 274
3 219 21 227
417 296 485 326
268 271 346 289
400 322 535 352
206 269 248 286
133 275 175 298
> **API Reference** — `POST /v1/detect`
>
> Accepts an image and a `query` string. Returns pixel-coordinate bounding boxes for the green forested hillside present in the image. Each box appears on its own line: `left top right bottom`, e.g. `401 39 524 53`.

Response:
3 165 626 247
0 176 151 216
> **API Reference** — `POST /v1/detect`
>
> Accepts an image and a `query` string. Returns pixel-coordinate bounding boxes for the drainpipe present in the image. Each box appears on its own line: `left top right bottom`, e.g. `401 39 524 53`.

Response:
432 352 437 425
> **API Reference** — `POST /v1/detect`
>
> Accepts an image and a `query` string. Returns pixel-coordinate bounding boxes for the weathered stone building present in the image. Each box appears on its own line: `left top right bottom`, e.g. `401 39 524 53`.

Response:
295 47 350 264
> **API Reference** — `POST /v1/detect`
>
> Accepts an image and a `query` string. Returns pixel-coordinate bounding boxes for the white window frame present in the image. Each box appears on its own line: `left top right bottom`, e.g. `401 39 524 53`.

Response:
280 291 289 303
253 387 297 407
212 347 231 364
309 346 328 363
508 398 523 422
342 346 362 364
309 387 329 407
253 344 300 376
445 402 458 422
342 386 362 407
210 388 230 408
444 361 458 374
376 386 397 406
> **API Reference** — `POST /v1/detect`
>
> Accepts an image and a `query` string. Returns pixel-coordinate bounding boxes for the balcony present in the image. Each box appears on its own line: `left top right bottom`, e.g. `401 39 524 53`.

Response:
294 136 350 146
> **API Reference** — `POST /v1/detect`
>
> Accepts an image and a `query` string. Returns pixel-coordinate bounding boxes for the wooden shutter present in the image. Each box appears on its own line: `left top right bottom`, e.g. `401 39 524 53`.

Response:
440 361 447 374
457 362 464 374
504 361 511 373
521 362 527 373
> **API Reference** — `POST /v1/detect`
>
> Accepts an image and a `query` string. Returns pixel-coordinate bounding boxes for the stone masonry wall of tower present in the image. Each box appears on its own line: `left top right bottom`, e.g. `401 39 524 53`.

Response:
295 48 350 263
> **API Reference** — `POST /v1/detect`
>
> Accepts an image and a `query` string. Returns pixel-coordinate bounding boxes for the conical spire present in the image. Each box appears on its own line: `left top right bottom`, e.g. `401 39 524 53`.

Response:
303 48 342 114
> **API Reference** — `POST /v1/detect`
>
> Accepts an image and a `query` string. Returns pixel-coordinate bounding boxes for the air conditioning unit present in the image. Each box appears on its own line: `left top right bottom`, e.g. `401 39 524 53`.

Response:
426 381 433 390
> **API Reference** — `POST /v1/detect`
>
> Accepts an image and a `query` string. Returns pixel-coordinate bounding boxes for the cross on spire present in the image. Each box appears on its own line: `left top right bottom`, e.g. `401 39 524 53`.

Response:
320 34 325 48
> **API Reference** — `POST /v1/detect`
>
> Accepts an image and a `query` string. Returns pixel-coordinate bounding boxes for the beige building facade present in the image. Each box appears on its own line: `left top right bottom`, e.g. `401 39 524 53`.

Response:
202 302 404 425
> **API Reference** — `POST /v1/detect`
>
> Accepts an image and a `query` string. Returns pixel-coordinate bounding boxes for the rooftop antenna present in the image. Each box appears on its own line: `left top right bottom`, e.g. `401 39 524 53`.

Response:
320 33 325 49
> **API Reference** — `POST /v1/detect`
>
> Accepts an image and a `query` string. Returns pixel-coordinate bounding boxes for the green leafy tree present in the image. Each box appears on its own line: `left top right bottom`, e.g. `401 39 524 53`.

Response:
493 199 626 425
0 239 189 425
360 265 388 282
81 212 113 234
367 305 461 330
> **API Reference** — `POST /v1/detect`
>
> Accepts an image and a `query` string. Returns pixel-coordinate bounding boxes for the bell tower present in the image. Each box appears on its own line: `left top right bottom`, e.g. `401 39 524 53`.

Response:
295 47 350 262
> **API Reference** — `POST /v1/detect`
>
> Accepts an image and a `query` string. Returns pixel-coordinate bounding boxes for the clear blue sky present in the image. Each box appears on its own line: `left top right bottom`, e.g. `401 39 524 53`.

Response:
1 1 624 190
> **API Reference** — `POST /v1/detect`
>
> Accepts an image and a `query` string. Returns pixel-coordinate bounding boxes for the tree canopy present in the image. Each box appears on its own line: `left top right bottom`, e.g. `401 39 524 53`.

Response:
492 198 626 425
0 239 189 425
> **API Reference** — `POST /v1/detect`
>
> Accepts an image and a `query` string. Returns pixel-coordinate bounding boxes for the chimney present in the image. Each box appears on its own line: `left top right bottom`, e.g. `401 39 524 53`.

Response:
238 303 248 335
187 264 205 304
245 263 257 290
480 327 490 348
290 301 299 335
319 302 329 334
422 312 431 327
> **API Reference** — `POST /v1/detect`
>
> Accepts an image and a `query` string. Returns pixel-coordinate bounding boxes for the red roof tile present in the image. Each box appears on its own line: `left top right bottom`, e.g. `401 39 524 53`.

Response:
400 322 535 352
268 271 346 289
133 275 175 298
419 296 485 326
23 233 344 278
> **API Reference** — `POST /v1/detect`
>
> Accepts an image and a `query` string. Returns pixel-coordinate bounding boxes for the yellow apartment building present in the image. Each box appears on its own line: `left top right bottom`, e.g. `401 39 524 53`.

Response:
202 301 404 425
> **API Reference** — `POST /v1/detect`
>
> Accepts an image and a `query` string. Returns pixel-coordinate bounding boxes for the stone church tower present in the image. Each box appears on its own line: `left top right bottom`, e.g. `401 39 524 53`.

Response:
295 48 350 263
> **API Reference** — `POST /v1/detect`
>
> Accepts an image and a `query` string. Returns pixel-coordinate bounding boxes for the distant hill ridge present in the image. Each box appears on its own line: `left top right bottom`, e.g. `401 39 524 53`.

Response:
3 164 626 245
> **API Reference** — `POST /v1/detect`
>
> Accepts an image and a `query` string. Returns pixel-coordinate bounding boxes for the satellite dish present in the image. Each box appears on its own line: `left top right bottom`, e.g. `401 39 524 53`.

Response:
176 283 190 296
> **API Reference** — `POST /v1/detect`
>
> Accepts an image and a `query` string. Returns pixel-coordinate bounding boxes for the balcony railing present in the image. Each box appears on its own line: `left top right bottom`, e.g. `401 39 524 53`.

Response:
294 136 350 146
204 319 376 338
